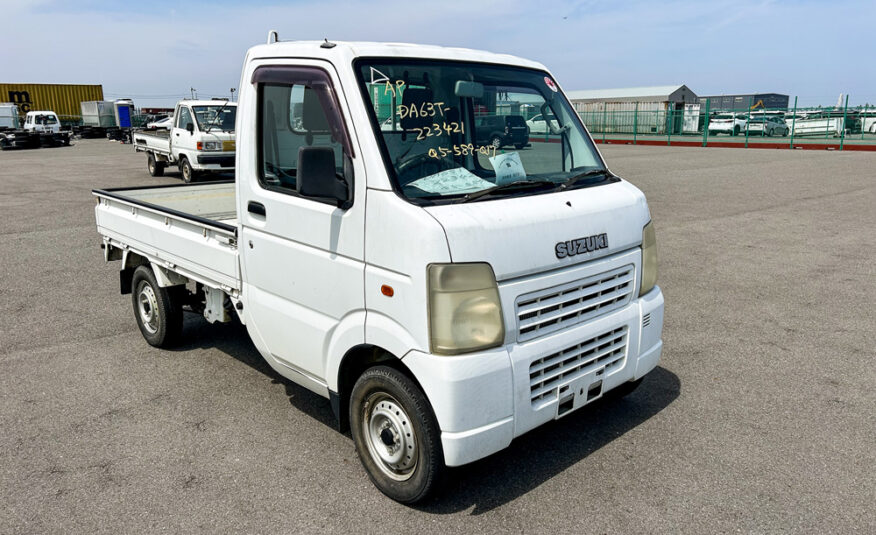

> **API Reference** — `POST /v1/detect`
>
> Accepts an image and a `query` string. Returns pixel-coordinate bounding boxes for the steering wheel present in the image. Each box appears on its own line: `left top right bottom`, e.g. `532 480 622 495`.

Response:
396 152 457 186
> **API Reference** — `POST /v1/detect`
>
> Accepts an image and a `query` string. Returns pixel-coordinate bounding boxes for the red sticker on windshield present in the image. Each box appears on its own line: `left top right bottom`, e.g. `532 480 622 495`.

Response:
544 76 558 92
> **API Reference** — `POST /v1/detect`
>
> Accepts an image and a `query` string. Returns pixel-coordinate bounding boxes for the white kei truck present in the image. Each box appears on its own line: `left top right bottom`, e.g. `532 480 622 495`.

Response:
133 99 237 182
93 33 664 503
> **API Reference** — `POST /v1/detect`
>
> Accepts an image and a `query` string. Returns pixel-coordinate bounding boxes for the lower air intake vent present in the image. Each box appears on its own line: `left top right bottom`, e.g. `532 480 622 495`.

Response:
529 326 629 404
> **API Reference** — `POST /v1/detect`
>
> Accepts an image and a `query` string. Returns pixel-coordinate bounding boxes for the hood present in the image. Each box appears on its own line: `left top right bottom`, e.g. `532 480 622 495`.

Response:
425 179 650 281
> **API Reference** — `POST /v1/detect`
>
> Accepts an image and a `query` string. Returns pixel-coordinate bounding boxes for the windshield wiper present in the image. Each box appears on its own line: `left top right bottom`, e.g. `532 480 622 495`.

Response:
461 179 557 203
560 168 612 189
205 101 229 133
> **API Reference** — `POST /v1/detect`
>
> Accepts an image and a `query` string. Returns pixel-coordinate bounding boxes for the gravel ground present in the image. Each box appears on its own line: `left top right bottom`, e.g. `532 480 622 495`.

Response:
0 139 873 533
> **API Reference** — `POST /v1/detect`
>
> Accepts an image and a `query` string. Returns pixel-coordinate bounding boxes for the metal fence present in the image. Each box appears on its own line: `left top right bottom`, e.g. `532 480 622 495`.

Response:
577 96 876 150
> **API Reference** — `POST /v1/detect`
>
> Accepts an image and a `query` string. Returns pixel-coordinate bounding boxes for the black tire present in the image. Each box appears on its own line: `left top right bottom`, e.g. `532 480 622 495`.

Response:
180 156 195 183
490 135 502 149
147 153 165 177
350 365 444 504
131 265 183 348
605 377 644 400
732 125 740 136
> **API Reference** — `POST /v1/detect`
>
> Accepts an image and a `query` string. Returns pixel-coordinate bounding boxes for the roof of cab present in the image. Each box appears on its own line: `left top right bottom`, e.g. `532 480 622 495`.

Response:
245 40 547 72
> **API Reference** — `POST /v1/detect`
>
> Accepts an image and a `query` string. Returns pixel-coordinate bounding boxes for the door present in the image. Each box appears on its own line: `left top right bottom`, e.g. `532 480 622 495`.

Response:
239 63 365 383
172 105 196 157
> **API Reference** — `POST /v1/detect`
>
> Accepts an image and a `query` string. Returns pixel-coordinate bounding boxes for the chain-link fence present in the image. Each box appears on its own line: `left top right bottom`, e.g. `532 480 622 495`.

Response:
575 97 876 150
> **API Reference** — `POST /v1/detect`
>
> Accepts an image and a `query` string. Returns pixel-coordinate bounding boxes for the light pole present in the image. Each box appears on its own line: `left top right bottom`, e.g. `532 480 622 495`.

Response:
190 87 197 99
230 88 236 102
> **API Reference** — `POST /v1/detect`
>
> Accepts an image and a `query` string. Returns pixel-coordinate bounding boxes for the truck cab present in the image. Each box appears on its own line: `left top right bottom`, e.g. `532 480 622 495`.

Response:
94 37 663 503
23 111 61 134
170 100 237 178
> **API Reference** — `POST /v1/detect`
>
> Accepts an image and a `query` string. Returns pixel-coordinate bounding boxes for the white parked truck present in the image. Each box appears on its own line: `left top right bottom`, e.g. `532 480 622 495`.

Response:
133 99 237 182
1 110 70 149
93 35 664 503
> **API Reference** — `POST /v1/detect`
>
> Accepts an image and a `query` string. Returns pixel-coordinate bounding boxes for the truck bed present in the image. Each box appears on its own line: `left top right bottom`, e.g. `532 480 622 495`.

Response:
132 129 171 154
93 181 240 291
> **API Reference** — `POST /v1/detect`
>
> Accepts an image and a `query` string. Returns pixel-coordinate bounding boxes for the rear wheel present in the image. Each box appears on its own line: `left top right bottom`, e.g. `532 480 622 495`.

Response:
732 125 740 136
147 153 165 177
490 135 502 149
131 265 183 348
180 156 195 183
350 365 444 504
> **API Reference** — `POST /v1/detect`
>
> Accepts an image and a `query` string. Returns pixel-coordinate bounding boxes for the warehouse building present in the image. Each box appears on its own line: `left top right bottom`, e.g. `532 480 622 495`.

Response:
566 84 698 134
697 93 789 111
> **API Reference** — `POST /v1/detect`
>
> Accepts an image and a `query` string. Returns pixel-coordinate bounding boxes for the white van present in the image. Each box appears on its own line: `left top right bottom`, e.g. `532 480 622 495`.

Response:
94 36 664 503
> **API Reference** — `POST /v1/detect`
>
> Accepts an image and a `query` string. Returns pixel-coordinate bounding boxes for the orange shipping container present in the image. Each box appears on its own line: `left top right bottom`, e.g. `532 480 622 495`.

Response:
0 83 104 120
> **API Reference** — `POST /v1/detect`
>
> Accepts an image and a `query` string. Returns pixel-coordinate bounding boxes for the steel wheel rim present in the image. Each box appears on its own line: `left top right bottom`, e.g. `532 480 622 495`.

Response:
183 164 190 181
137 282 160 334
491 137 501 149
362 392 417 481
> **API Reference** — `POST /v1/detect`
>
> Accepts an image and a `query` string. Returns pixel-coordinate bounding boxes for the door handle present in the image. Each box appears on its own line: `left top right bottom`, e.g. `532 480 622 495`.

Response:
247 201 266 217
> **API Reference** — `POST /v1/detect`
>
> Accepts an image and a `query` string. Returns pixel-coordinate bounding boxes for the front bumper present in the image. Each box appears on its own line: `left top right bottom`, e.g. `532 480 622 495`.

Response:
195 153 235 169
403 286 664 467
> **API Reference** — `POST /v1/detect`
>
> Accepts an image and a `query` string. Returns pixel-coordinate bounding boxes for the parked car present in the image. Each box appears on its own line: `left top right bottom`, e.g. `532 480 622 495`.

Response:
708 113 747 136
475 114 529 148
146 116 173 130
526 113 559 134
746 116 789 137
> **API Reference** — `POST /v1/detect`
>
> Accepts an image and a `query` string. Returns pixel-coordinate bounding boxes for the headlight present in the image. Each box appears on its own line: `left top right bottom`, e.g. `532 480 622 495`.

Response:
428 263 504 355
640 221 658 296
197 141 222 151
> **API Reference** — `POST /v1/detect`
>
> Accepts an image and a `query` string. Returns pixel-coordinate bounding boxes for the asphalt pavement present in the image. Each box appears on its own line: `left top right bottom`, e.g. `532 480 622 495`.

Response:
0 139 873 533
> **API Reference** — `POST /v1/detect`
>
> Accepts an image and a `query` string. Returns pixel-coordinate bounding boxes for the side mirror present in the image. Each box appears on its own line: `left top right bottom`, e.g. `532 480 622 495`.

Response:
296 146 351 208
186 123 194 134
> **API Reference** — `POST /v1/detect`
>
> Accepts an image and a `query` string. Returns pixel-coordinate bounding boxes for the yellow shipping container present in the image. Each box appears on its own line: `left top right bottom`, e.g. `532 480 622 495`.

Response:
0 83 104 120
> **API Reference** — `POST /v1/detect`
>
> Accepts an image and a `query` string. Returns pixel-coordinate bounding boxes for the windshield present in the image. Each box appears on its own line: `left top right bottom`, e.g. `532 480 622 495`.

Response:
355 59 607 204
191 105 237 132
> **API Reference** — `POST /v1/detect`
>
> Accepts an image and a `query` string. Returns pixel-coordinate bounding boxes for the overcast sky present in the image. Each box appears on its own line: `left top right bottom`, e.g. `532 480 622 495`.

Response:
4 0 874 107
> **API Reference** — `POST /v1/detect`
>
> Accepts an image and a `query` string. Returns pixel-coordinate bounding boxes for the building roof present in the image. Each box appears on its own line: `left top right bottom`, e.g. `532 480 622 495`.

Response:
566 84 694 102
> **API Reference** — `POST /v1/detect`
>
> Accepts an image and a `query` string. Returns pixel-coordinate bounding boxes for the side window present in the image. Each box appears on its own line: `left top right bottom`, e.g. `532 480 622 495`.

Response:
176 107 193 130
259 82 346 195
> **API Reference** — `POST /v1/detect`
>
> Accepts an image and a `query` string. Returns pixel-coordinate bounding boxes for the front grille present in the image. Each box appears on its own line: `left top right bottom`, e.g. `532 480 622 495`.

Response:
529 327 628 404
516 265 635 341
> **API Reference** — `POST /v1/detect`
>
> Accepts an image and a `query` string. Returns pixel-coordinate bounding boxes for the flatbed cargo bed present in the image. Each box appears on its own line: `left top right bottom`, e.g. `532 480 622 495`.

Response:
93 181 240 292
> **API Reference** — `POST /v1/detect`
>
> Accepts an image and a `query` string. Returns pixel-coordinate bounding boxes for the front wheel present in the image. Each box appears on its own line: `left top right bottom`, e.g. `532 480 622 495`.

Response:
490 135 502 149
350 365 444 504
180 156 195 183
